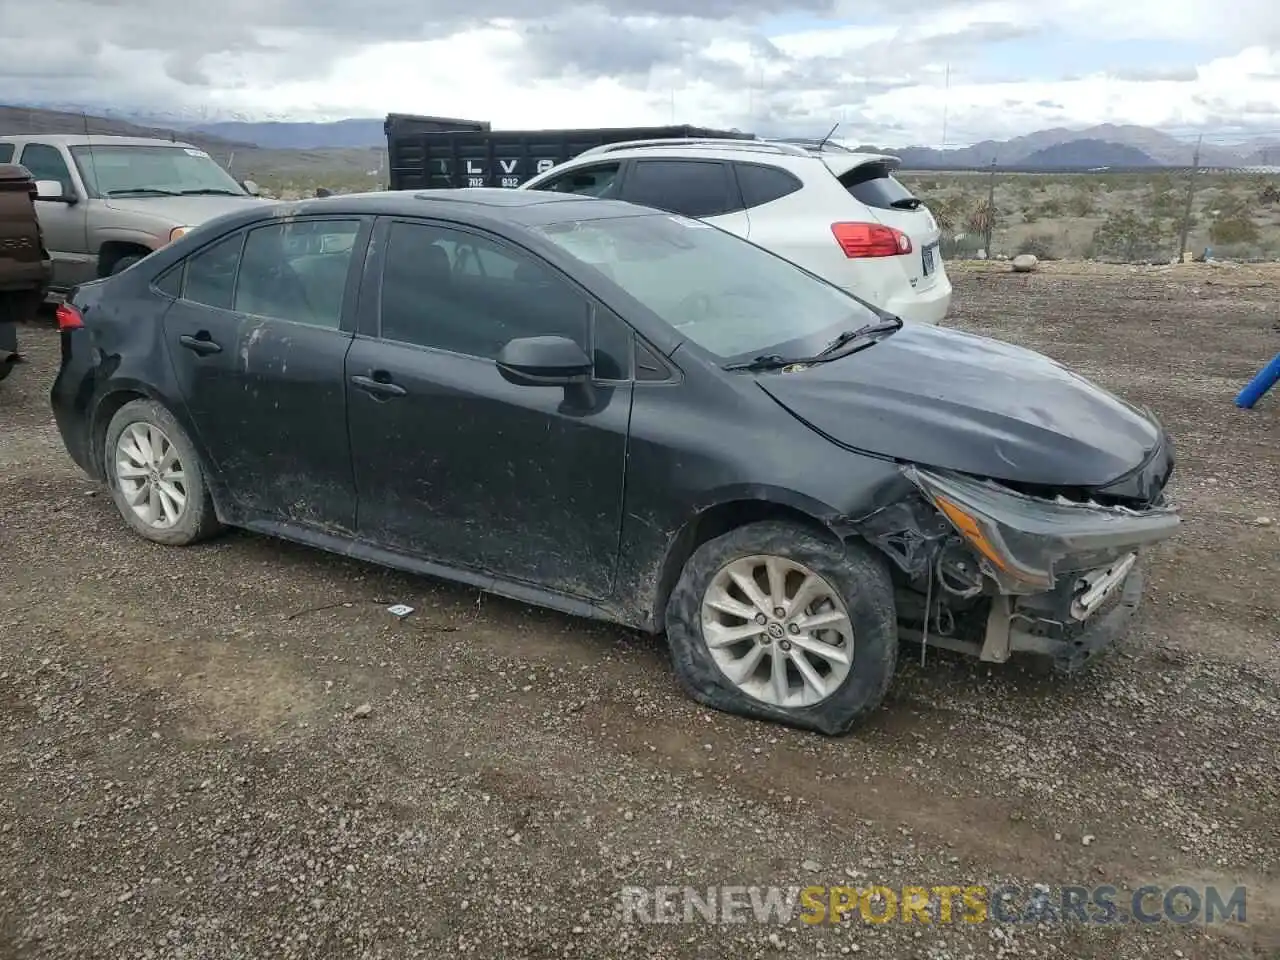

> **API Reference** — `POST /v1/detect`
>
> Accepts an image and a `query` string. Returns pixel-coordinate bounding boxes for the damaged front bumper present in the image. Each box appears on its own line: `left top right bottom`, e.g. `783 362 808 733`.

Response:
858 465 1180 672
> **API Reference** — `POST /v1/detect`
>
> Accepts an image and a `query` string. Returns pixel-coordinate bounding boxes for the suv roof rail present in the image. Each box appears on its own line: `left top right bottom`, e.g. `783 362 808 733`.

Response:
576 138 813 159
765 137 857 154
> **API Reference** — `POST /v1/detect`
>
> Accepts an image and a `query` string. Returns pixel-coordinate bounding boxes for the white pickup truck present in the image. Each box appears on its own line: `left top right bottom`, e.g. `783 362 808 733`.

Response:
0 133 266 295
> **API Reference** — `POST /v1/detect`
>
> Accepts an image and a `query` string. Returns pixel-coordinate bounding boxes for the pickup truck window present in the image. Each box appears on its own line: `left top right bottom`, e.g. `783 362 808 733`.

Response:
19 144 72 193
69 144 246 199
0 145 12 163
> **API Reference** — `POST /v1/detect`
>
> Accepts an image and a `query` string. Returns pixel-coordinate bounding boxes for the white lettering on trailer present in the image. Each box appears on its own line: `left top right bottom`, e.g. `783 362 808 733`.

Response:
536 159 555 173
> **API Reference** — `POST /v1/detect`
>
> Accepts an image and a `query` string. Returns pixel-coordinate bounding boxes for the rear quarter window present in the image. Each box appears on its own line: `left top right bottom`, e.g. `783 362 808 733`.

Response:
0 144 13 163
840 163 920 211
734 163 802 209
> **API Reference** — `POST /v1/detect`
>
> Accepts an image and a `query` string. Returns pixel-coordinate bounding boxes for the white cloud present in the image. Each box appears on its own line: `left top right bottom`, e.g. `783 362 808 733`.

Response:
2 0 1279 143
197 29 1280 145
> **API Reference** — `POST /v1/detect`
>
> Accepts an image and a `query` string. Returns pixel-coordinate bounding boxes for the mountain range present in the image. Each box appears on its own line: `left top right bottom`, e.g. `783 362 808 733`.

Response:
3 105 1279 169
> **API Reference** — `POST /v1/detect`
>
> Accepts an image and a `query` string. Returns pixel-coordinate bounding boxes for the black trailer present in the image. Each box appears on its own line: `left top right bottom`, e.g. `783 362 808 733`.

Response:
383 119 755 190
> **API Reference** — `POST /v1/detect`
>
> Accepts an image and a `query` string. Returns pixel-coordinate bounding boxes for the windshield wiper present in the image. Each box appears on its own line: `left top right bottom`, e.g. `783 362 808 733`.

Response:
890 197 922 210
813 319 902 358
723 319 901 373
105 188 182 197
178 188 244 196
723 354 792 372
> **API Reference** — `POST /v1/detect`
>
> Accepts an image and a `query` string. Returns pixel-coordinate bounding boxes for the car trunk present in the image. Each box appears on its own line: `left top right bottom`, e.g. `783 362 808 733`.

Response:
823 154 944 293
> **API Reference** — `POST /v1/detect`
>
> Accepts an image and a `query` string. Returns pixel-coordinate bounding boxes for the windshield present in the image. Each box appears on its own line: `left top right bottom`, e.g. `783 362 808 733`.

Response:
531 213 880 361
70 144 247 198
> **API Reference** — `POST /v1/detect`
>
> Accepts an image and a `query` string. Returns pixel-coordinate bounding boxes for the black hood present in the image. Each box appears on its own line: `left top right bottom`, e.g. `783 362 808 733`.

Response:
757 323 1162 488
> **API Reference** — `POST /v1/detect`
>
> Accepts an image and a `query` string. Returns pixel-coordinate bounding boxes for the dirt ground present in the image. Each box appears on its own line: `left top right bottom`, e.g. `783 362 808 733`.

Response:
1 262 1277 959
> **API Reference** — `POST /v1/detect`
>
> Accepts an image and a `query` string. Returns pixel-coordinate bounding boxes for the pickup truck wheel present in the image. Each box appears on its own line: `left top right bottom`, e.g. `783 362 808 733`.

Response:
109 255 143 276
665 521 899 735
103 399 223 546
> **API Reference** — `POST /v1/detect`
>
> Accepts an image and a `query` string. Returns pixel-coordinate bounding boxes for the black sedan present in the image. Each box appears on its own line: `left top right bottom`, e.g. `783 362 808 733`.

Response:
50 188 1180 734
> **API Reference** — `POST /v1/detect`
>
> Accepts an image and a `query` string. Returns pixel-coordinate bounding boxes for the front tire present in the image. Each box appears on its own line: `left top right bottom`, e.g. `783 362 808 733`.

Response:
103 399 223 546
109 254 144 276
665 521 899 735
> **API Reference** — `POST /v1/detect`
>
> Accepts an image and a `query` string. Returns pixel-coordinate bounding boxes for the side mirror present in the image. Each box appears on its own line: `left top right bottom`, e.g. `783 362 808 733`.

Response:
241 179 261 196
34 180 71 202
496 335 592 387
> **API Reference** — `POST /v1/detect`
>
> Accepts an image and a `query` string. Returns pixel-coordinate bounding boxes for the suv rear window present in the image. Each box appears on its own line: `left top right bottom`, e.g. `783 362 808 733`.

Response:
839 163 921 211
734 163 802 209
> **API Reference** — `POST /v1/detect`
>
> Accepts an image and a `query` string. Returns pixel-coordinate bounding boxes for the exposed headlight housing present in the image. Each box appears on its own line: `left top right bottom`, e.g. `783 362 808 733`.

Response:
905 466 1180 594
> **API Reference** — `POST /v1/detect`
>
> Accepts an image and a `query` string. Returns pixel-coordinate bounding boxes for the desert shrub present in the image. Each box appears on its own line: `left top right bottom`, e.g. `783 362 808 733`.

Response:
925 196 965 233
965 199 998 238
1090 210 1166 261
1147 181 1183 218
1066 189 1096 217
1019 233 1060 260
1209 216 1259 245
1258 182 1280 204
1034 197 1064 218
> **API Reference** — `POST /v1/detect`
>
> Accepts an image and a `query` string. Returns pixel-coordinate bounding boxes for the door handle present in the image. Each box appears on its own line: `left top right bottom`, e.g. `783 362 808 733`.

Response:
351 374 406 398
179 333 222 356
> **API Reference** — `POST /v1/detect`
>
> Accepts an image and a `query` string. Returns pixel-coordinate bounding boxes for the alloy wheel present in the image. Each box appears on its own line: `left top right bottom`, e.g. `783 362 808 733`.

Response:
114 422 188 530
700 554 854 708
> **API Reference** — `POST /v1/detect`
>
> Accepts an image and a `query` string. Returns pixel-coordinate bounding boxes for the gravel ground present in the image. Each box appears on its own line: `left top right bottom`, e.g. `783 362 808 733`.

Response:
1 263 1277 959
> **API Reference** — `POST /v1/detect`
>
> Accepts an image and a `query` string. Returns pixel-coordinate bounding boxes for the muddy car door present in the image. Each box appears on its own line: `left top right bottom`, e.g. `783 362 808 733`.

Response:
160 217 371 530
345 217 631 599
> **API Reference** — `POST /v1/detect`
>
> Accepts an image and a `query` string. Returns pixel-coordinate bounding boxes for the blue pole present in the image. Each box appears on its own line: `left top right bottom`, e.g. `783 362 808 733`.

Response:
1236 353 1280 409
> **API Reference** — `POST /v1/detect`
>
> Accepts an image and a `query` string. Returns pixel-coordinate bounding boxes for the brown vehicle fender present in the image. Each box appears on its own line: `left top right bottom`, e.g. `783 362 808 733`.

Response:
0 163 52 329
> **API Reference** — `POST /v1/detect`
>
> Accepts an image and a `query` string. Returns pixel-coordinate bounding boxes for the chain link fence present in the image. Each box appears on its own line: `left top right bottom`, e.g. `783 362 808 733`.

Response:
898 166 1280 264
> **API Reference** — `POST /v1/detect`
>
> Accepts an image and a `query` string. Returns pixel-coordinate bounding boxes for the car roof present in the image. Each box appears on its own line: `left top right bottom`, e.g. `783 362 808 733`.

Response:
217 188 656 230
0 133 200 149
541 139 901 174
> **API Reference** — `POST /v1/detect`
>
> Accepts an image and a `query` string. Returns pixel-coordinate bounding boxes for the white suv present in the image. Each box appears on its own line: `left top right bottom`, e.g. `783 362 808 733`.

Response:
519 138 951 325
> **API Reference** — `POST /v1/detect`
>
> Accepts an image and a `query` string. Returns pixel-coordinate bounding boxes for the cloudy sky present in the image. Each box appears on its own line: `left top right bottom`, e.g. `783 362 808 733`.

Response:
3 0 1280 144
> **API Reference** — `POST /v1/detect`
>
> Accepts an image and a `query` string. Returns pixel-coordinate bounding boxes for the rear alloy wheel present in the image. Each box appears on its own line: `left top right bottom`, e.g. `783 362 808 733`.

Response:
104 399 223 546
665 520 898 735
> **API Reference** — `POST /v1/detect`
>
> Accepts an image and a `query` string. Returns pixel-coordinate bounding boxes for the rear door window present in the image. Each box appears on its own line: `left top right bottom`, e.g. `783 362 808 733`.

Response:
622 160 738 218
840 163 920 211
536 163 621 198
181 233 245 310
734 162 802 209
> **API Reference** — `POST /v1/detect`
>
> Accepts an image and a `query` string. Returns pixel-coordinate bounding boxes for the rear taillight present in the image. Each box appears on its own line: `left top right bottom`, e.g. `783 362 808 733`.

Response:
831 222 912 258
55 303 83 330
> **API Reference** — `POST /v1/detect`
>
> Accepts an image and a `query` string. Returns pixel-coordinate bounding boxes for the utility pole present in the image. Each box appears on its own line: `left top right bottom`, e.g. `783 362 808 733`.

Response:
941 62 950 146
1177 135 1202 263
984 157 997 255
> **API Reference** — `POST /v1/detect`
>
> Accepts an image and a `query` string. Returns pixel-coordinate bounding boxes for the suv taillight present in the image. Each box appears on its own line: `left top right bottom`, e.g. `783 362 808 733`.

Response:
55 303 83 330
831 222 912 258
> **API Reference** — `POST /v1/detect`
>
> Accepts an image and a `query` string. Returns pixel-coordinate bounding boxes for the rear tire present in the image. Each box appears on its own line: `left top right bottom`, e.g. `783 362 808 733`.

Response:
665 520 899 735
103 399 223 546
